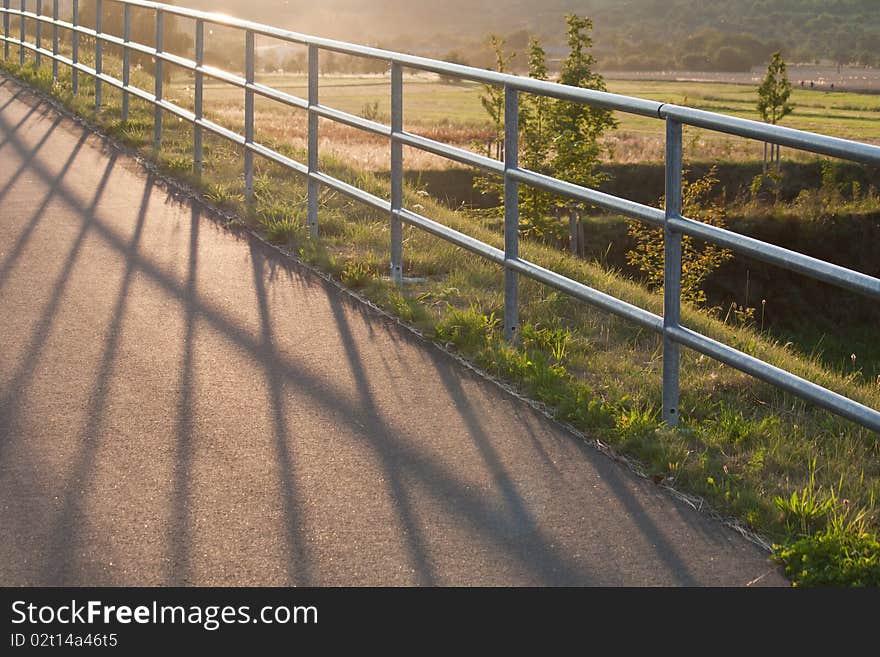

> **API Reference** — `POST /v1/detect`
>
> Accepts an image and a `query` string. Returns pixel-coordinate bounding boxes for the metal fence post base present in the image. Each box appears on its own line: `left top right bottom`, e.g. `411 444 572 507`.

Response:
244 30 255 204
51 0 58 79
503 85 519 343
390 62 403 284
193 19 204 178
34 0 40 69
152 9 163 154
18 0 24 66
121 3 130 122
662 119 683 426
307 44 318 237
3 0 9 62
71 0 78 94
94 0 102 109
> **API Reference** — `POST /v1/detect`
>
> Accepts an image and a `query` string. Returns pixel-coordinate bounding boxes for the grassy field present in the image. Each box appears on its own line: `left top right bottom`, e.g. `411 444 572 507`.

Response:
186 72 880 138
162 71 880 169
3 46 880 585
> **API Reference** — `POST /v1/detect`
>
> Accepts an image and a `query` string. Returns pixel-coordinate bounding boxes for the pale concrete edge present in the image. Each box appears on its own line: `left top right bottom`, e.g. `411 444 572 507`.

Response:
0 71 778 558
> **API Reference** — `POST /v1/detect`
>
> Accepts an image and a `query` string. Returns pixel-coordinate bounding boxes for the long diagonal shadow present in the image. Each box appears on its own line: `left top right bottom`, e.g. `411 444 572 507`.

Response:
44 175 152 585
0 152 118 463
586 453 700 585
0 105 705 583
0 92 41 148
0 79 16 103
0 114 63 203
326 298 437 585
0 131 89 292
440 358 699 585
168 205 199 585
0 90 13 108
248 244 313 586
433 360 589 585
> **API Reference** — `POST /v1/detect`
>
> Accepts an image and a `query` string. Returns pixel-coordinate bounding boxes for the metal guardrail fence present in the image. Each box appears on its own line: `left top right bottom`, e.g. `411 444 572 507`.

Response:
2 0 879 432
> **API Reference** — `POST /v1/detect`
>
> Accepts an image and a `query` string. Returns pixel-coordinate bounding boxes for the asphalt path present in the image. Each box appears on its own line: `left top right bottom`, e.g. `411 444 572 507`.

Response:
0 75 787 586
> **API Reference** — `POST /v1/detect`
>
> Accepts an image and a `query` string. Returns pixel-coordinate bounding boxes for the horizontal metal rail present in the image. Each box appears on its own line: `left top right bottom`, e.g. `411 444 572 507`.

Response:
246 141 308 177
311 171 390 213
312 104 389 137
510 168 666 227
661 104 880 166
667 215 880 300
396 207 506 265
507 258 665 333
2 0 878 434
667 326 880 430
394 131 504 174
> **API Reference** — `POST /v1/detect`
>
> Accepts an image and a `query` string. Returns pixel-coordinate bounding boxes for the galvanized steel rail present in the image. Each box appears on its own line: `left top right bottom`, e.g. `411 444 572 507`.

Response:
2 0 879 432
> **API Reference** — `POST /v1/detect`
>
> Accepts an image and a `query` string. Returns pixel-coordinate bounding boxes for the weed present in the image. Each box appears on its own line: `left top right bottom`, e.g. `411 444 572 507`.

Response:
774 528 880 586
340 260 376 289
161 155 193 176
520 324 571 364
205 183 245 209
433 304 500 350
774 458 841 537
614 402 660 441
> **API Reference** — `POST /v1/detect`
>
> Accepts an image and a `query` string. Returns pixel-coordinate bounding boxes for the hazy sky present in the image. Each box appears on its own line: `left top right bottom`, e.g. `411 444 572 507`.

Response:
182 0 550 45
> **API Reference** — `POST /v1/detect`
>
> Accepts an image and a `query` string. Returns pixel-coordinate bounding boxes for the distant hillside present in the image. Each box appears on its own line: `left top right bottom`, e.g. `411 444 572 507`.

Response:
180 0 880 70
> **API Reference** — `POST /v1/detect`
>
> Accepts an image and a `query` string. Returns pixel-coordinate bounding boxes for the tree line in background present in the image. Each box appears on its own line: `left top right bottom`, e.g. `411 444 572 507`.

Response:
447 27 786 75
454 1 880 73
591 0 880 71
445 22 877 75
170 0 880 72
62 1 880 76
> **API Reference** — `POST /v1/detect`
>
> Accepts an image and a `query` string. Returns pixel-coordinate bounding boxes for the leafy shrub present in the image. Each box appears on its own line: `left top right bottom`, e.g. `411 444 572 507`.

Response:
775 530 880 587
340 260 375 289
626 166 733 306
433 305 500 351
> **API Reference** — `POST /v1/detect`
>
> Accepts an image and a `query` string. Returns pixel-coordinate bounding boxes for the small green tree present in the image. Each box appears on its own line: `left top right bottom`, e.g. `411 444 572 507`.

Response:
473 16 617 246
550 16 617 197
757 51 794 172
479 35 514 148
473 35 514 199
545 15 618 247
519 37 555 238
626 167 733 306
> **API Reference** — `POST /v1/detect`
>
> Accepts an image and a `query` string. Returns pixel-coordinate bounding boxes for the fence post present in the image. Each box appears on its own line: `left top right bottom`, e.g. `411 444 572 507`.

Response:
153 8 163 153
34 0 40 68
307 44 318 237
193 19 203 176
51 0 57 79
503 84 519 343
3 0 9 62
244 30 254 202
94 0 102 108
389 61 403 284
121 2 129 121
662 119 683 426
71 0 78 93
18 0 23 66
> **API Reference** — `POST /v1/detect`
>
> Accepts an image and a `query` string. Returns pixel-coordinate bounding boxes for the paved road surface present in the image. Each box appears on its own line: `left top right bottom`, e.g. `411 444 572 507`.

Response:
0 75 787 586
